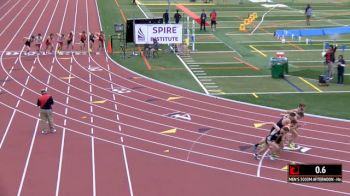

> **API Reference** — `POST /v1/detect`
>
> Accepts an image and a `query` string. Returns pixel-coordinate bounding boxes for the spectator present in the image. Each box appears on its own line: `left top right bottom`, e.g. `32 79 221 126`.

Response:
324 45 337 80
305 4 312 26
163 9 169 24
337 55 346 84
210 9 217 32
150 38 160 58
200 9 207 31
174 9 182 24
37 89 56 134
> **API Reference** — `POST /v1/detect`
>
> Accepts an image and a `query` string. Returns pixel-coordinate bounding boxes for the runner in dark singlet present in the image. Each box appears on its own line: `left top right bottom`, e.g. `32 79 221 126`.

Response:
253 122 290 160
80 31 87 51
24 36 34 54
89 32 96 52
66 31 74 49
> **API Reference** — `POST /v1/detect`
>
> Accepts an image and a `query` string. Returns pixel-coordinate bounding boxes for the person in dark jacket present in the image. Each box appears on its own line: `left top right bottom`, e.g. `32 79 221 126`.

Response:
200 9 207 31
37 89 56 134
163 9 169 24
174 9 182 24
305 4 312 26
337 55 346 84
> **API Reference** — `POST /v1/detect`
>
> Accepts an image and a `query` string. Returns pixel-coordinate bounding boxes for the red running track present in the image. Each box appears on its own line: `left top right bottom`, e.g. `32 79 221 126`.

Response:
0 0 349 195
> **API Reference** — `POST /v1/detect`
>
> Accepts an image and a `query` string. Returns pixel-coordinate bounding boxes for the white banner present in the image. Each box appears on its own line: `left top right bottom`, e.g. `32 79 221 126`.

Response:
134 24 183 44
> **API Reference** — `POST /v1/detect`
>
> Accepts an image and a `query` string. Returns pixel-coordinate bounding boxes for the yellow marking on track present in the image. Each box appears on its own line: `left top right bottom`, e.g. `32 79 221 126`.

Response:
254 123 263 128
160 128 177 134
164 149 170 153
249 45 267 57
92 100 107 104
298 77 322 92
167 96 182 101
252 93 259 98
60 76 75 80
281 165 288 171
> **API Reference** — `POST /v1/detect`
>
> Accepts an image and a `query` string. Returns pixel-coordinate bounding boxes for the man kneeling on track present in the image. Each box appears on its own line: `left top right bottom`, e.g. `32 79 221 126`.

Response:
253 122 291 160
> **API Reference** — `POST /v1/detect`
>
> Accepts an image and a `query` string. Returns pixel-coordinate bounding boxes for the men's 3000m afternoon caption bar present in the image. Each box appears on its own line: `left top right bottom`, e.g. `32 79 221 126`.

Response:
288 164 342 183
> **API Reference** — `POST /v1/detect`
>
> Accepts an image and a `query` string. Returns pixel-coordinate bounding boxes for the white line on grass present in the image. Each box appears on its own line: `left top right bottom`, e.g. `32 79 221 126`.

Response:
190 51 235 54
198 75 271 78
212 91 350 95
188 62 241 65
251 7 276 35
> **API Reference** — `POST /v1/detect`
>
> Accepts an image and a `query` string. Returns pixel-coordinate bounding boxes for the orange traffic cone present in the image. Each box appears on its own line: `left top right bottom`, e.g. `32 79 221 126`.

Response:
107 40 112 54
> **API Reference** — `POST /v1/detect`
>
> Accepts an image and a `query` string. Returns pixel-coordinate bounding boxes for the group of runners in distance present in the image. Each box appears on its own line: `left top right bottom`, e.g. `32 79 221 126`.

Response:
23 31 105 55
253 103 306 160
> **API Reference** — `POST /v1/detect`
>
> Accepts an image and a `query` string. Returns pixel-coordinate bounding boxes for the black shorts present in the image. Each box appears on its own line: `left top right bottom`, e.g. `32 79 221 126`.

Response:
90 39 94 43
67 40 72 45
211 20 216 25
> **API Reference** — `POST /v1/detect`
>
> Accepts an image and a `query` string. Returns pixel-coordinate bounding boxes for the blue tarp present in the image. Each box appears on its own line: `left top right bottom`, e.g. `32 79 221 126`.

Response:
274 26 350 37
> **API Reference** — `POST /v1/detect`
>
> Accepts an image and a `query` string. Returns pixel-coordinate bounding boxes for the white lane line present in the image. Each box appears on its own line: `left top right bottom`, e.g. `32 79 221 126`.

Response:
257 150 269 177
0 0 33 35
55 125 66 196
16 119 39 196
47 65 53 85
91 137 96 196
0 109 16 149
0 0 12 11
86 1 97 196
2 66 14 87
186 129 213 160
122 145 134 196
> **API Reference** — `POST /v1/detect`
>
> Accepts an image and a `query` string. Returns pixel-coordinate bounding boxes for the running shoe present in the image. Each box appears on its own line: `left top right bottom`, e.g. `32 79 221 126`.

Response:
41 130 48 135
253 153 260 160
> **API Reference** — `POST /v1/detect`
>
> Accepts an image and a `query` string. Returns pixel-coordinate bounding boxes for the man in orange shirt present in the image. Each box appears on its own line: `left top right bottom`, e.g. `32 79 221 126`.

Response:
210 9 217 32
37 89 56 134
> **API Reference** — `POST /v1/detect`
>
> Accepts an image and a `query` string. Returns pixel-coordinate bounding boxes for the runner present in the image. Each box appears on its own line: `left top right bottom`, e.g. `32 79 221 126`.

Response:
253 122 291 160
89 32 96 52
34 33 43 54
56 33 65 54
97 31 105 51
66 31 74 50
44 33 54 54
287 103 306 114
24 36 35 55
252 112 294 151
79 31 87 51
